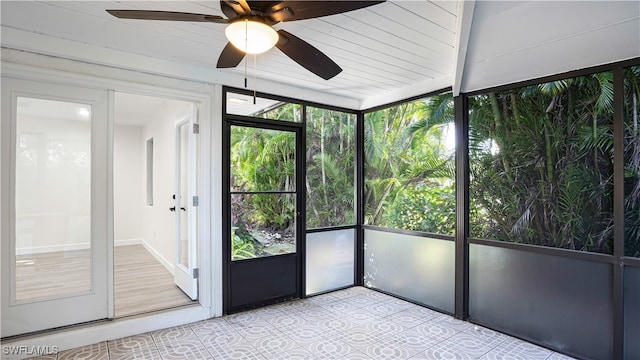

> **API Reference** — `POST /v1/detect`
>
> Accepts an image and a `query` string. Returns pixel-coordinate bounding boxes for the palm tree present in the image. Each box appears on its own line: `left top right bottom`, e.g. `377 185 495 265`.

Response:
364 94 456 234
305 107 355 228
469 72 616 253
625 65 640 257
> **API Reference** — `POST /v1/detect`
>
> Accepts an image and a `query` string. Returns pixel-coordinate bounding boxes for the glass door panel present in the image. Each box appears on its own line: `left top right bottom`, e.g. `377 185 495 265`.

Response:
15 97 92 302
178 121 190 269
1 78 109 337
231 193 296 260
231 127 295 192
173 114 198 300
230 126 296 261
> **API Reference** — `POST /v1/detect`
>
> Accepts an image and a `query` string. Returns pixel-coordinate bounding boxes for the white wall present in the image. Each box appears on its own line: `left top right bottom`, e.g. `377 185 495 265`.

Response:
15 115 91 253
113 125 143 243
140 99 194 273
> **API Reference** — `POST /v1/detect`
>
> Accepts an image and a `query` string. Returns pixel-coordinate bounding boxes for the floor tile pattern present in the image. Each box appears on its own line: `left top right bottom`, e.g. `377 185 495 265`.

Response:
28 287 576 360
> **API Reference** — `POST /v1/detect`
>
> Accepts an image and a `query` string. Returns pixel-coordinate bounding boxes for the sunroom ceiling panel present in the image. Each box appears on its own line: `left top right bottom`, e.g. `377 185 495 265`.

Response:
462 0 640 92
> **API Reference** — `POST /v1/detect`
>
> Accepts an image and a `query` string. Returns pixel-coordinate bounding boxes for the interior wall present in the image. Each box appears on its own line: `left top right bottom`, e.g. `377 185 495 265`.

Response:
139 99 193 273
113 125 143 243
15 115 91 253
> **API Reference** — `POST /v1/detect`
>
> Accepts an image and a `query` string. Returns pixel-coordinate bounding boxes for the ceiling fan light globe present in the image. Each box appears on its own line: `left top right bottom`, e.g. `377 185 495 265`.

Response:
225 20 278 54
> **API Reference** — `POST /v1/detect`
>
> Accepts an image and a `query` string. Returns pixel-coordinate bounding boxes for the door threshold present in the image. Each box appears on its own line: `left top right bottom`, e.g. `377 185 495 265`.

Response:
114 300 199 320
1 304 211 360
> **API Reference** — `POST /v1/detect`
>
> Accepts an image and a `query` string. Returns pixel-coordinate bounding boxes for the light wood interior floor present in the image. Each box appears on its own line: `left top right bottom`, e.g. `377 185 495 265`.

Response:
15 244 195 318
16 249 91 301
114 244 195 317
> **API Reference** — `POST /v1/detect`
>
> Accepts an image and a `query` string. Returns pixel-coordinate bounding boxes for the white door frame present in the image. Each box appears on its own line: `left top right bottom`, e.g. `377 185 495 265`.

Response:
0 77 109 337
0 59 220 348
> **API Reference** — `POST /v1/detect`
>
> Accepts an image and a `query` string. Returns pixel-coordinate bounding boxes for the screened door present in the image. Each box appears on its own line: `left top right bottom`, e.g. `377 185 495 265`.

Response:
1 78 109 336
226 123 303 312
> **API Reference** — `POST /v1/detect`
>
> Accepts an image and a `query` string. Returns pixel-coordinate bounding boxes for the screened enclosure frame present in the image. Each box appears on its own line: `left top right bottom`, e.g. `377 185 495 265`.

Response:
221 56 640 359
453 58 640 359
221 86 361 312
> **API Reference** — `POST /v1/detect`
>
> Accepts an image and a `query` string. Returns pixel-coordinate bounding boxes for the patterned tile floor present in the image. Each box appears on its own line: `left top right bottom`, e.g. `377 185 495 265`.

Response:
30 287 576 360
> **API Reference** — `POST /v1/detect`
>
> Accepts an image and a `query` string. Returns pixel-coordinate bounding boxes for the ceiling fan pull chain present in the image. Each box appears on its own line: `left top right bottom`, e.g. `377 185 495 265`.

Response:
244 19 248 89
253 54 258 104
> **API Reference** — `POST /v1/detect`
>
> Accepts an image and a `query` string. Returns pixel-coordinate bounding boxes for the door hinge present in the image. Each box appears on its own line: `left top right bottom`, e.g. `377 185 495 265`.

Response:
193 268 199 279
193 196 199 207
192 123 200 134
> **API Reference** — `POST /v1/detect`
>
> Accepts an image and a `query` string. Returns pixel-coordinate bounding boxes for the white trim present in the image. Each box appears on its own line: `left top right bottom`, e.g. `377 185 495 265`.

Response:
359 76 452 110
452 0 476 97
141 239 174 275
0 306 211 360
15 243 90 256
107 89 115 319
0 40 360 109
114 238 143 247
1 52 213 103
1 27 224 87
210 84 223 318
114 238 173 274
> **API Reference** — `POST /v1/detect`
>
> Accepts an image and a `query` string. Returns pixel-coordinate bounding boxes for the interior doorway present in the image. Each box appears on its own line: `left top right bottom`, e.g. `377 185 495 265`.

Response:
113 92 198 317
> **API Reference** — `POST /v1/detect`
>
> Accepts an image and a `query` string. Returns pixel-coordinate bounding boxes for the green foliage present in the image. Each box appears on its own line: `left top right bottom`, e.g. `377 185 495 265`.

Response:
624 65 640 257
254 102 302 122
231 127 296 235
364 93 456 235
228 67 640 257
385 183 456 234
469 72 616 253
306 107 355 228
232 232 256 260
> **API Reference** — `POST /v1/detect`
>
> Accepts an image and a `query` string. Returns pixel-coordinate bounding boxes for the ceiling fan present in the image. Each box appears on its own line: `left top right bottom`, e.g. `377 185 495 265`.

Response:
107 1 385 80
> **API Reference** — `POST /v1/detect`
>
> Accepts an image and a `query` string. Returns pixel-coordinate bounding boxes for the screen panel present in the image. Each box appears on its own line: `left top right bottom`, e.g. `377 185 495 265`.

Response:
624 65 640 257
625 265 640 358
305 229 355 296
364 229 454 313
469 243 613 359
226 92 301 122
468 72 614 254
305 107 355 228
363 94 455 235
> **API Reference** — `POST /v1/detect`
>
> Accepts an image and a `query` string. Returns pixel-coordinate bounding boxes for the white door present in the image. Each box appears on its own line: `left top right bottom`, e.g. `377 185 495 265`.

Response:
173 108 198 300
1 78 110 336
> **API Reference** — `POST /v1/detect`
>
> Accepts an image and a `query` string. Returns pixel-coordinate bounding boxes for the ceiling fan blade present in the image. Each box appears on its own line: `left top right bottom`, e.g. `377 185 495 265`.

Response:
267 1 385 22
220 0 251 19
106 10 227 23
276 30 341 80
217 42 246 68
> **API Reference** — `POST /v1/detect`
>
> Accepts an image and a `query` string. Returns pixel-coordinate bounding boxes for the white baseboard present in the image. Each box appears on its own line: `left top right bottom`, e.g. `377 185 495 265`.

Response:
15 239 143 255
141 240 174 275
114 238 143 247
15 243 89 256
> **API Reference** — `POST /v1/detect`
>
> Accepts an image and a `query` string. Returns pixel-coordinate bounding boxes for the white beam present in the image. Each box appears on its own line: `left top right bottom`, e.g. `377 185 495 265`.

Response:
359 75 452 110
452 0 476 96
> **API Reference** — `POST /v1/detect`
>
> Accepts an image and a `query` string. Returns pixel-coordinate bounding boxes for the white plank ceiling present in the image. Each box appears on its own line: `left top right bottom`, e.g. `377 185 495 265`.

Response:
1 1 639 109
